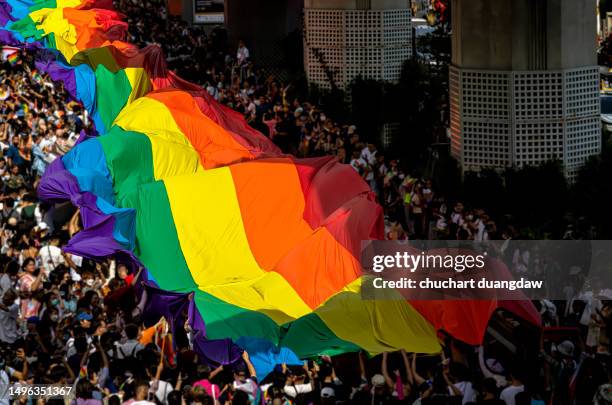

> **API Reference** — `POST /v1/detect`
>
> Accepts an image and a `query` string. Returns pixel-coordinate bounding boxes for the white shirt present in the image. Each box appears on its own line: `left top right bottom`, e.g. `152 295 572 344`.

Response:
360 147 377 166
453 381 476 405
500 384 524 405
233 379 257 396
70 254 83 267
150 380 172 404
451 212 463 226
284 383 313 398
237 46 250 64
350 158 367 174
474 219 486 242
39 245 64 275
70 268 82 282
66 335 93 358
39 138 54 150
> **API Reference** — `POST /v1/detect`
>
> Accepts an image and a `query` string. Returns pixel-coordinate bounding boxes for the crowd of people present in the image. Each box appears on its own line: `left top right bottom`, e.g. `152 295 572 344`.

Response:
0 1 611 405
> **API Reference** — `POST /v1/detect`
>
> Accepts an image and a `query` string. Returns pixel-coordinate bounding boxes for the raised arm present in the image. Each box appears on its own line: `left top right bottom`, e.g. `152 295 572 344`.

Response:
411 353 425 386
80 342 92 369
67 209 81 237
175 372 183 391
12 348 28 380
155 349 164 381
30 269 44 292
358 351 366 382
132 268 144 285
381 352 394 388
62 357 76 382
478 346 503 380
210 365 224 380
95 338 109 369
304 361 315 389
136 287 148 315
443 369 462 397
400 349 413 386
242 351 256 378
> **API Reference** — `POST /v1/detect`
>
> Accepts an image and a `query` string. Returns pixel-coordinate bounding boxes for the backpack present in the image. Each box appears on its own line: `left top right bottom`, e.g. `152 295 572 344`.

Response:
111 344 141 378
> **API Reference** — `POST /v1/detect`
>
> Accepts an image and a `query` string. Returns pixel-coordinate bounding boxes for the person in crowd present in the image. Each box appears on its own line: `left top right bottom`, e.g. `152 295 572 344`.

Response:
499 367 525 405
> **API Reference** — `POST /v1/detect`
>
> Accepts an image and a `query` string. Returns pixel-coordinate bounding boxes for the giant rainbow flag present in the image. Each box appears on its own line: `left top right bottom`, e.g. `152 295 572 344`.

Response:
1 0 540 371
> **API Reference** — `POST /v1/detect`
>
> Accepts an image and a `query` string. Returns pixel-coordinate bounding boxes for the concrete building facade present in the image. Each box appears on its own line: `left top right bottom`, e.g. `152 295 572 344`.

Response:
303 0 412 90
176 0 303 67
225 0 303 65
450 0 601 179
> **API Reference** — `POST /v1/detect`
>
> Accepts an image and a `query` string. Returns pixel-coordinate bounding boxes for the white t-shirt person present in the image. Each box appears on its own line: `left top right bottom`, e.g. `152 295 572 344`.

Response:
39 244 64 275
237 42 250 65
453 380 476 404
500 384 524 405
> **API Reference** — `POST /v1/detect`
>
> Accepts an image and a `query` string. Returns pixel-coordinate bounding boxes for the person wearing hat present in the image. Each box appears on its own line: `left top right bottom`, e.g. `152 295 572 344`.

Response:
320 387 335 405
34 221 49 237
555 340 575 358
594 364 612 405
371 373 391 394
540 340 577 405
76 311 93 329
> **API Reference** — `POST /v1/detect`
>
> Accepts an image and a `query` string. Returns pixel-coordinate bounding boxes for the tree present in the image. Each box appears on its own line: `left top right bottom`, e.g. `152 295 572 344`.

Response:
308 83 349 123
504 161 568 237
571 143 612 238
601 0 612 19
349 77 385 142
462 169 506 216
431 148 462 201
386 58 448 167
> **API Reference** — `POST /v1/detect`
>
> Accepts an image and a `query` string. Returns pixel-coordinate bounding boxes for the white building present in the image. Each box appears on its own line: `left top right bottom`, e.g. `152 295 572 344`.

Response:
450 0 601 180
303 0 412 90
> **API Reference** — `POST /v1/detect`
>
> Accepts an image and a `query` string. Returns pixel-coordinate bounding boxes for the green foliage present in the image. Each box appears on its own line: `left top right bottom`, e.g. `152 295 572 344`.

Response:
342 21 451 160
458 162 569 238
430 148 462 200
308 83 349 123
571 142 612 237
349 77 385 142
393 59 449 166
504 161 569 236
601 0 612 18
